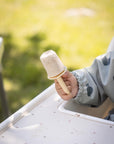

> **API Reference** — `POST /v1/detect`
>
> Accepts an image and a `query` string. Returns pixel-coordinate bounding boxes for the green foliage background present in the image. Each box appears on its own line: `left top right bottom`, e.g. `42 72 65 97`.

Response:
0 0 114 121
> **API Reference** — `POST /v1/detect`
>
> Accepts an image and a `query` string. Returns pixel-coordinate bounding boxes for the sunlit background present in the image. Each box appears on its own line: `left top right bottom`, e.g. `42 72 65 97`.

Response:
0 0 114 122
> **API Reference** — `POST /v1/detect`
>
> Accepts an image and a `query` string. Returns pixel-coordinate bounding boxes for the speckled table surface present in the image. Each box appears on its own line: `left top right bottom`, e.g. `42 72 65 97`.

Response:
0 84 114 144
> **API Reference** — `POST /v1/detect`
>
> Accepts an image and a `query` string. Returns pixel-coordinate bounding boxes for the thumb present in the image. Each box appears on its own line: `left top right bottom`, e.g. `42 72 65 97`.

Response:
62 71 71 78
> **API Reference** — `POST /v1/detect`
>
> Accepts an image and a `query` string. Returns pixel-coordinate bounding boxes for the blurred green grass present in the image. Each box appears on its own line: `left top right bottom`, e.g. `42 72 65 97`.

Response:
0 0 114 121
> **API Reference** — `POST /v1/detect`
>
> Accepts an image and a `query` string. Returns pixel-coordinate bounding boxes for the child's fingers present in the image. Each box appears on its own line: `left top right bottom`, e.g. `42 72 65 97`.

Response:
61 93 73 100
54 79 61 88
55 82 72 96
55 79 70 89
55 86 66 96
63 80 70 86
67 85 72 92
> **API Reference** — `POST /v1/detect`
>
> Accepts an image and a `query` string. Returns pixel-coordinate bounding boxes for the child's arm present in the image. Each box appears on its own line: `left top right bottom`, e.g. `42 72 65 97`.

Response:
73 37 114 106
55 37 114 106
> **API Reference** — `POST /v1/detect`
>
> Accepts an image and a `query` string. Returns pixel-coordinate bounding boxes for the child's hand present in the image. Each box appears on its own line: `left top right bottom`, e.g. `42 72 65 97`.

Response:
54 71 79 100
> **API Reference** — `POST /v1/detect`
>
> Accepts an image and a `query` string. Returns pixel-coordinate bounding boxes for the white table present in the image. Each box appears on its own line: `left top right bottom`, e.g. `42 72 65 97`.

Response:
0 84 114 144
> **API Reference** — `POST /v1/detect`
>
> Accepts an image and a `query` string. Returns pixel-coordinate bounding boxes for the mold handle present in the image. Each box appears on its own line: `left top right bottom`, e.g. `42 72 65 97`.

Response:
57 77 70 94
